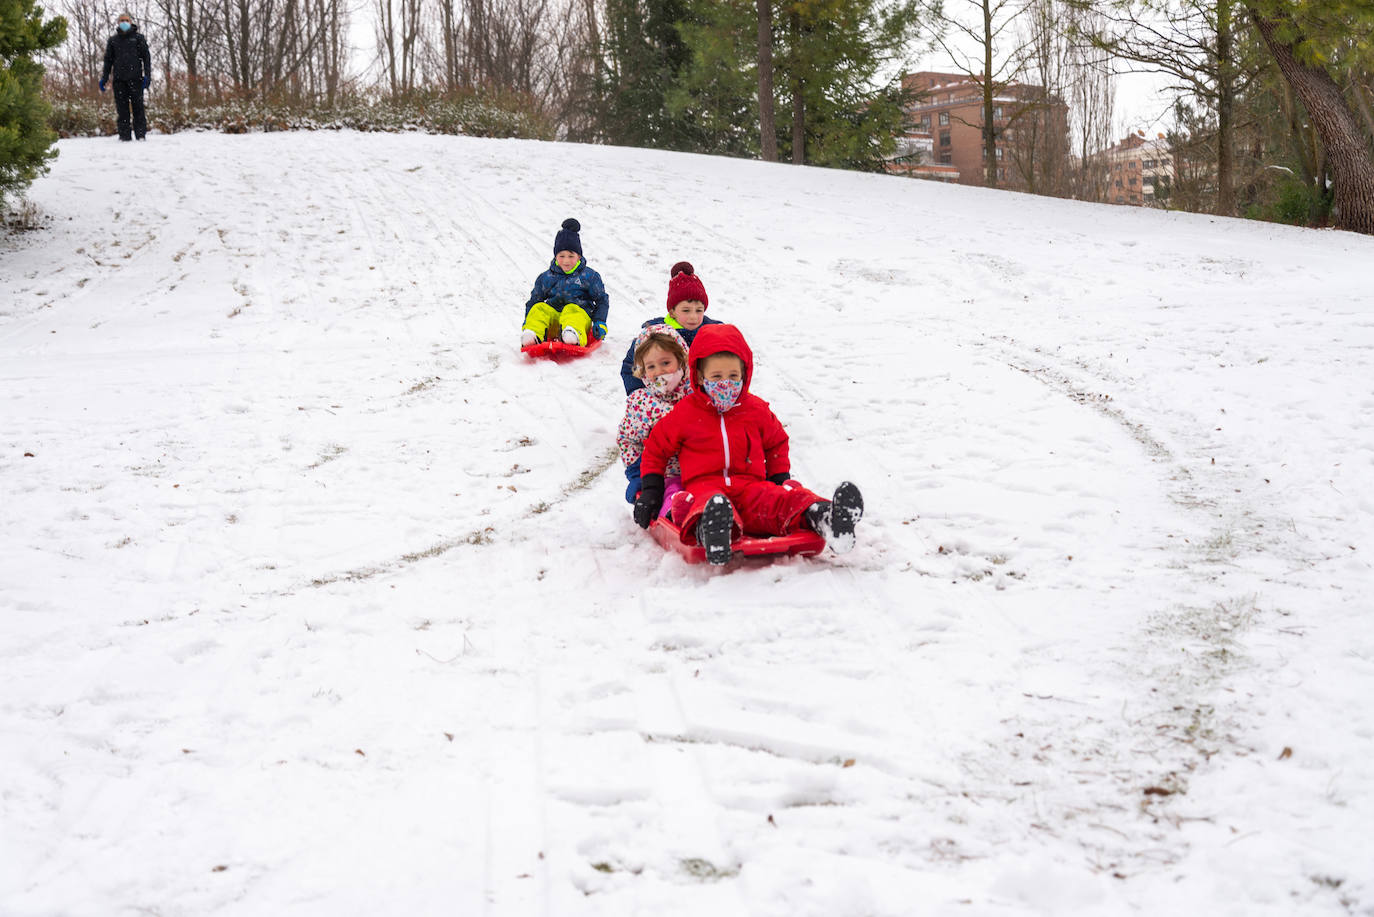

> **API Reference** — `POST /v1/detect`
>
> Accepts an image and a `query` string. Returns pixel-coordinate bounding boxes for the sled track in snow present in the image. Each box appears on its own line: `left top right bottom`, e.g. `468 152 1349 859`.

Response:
980 332 1282 836
299 445 620 590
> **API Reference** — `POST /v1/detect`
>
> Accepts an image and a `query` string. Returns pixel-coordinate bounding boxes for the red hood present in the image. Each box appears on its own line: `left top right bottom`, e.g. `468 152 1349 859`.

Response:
687 323 754 399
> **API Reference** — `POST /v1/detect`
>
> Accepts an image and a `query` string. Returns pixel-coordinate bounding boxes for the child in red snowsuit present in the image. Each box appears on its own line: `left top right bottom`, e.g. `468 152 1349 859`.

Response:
634 323 863 565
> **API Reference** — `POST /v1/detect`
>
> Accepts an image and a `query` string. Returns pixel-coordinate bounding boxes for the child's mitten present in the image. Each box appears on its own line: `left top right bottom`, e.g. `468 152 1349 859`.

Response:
633 474 665 528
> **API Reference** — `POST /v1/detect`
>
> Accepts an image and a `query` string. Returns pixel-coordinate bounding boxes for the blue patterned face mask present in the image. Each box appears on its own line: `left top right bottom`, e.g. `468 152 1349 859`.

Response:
118 20 132 30
701 378 743 413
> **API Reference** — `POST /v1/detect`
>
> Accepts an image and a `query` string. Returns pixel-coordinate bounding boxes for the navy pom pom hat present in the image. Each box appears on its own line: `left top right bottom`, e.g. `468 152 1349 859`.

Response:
553 218 583 256
666 261 708 311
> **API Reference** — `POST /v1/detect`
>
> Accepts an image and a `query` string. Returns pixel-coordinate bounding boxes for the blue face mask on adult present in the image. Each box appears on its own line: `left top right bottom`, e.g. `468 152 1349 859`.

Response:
701 378 743 413
118 21 132 30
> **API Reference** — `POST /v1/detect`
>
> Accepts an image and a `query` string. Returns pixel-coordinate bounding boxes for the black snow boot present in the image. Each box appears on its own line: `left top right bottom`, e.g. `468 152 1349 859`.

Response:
805 482 864 554
696 494 735 566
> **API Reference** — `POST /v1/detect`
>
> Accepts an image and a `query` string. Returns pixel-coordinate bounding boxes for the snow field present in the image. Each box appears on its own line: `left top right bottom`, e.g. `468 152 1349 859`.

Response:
2 131 1372 915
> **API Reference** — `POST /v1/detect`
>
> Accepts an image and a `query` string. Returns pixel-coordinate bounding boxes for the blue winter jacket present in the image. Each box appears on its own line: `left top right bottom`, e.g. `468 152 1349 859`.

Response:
525 259 610 325
620 315 723 395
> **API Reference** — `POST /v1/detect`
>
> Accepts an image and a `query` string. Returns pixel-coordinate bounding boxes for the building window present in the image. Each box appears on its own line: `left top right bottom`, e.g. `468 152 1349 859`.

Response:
940 130 951 147
1115 180 1123 188
993 106 1003 119
997 168 1005 180
938 111 950 126
995 147 1003 160
1129 161 1139 169
1144 158 1157 168
939 153 952 164
1128 176 1137 186
920 116 930 130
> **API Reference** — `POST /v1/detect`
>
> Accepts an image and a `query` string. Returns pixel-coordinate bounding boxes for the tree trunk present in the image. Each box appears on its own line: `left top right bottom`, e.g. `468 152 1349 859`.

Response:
1215 0 1235 215
756 0 777 162
789 9 803 164
982 0 996 187
1249 6 1374 234
1278 81 1317 188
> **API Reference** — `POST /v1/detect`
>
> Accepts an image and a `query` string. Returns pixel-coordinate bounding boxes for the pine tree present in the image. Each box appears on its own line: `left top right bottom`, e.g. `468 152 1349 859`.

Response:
778 0 923 170
671 1 760 157
674 0 924 169
0 0 67 208
596 0 704 151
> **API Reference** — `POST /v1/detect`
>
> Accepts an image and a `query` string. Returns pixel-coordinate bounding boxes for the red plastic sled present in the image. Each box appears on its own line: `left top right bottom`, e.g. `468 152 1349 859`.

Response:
649 516 825 565
521 337 603 362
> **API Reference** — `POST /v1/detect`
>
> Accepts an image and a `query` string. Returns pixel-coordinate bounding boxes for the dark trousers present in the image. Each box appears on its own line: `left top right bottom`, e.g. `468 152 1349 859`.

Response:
112 78 147 140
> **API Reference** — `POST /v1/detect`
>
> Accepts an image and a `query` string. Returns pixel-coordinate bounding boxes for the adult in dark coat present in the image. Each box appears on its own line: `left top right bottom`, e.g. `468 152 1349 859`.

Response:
99 12 152 141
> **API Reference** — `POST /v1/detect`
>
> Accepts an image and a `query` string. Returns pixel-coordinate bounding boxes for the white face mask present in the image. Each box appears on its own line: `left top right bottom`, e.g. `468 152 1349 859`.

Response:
647 369 684 396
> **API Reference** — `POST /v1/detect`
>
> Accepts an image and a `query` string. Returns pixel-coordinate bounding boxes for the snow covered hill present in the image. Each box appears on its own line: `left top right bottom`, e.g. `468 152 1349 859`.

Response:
2 132 1372 916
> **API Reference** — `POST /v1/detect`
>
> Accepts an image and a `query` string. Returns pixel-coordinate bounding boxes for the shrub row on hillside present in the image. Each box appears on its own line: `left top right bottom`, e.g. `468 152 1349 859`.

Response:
47 91 555 141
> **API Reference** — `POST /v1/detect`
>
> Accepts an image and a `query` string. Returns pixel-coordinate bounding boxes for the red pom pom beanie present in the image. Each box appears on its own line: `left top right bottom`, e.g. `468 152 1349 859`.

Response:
666 261 708 311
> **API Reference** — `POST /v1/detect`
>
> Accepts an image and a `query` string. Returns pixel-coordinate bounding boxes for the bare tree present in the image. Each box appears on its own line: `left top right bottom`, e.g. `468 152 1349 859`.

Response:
1067 6 1117 201
155 0 221 102
308 0 349 102
1009 0 1075 194
431 0 465 89
1076 0 1259 216
923 0 1031 187
555 0 601 140
376 0 423 95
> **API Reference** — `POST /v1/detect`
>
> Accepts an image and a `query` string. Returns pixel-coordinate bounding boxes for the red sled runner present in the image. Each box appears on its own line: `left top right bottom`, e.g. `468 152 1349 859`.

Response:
521 337 603 362
648 516 825 565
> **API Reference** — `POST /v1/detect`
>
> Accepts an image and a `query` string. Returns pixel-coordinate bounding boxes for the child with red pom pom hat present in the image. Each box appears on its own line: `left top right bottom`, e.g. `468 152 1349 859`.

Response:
619 261 724 395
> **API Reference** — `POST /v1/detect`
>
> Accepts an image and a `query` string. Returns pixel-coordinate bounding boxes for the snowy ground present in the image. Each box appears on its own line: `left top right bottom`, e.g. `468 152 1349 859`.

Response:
2 132 1372 916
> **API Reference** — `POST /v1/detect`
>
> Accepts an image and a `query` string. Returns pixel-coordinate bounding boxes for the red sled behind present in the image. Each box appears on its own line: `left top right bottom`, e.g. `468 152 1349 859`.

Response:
648 516 825 564
521 337 603 362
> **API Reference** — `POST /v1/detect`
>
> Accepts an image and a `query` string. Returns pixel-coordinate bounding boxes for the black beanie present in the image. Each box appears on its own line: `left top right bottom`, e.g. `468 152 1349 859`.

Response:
553 218 583 256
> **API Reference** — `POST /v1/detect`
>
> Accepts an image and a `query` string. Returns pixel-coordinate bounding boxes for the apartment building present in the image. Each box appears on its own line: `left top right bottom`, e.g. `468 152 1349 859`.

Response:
885 129 961 181
1104 131 1174 206
894 71 1068 189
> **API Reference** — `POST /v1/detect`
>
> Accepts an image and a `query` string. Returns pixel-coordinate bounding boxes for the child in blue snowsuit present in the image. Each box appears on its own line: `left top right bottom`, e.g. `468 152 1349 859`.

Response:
521 218 610 347
619 261 722 394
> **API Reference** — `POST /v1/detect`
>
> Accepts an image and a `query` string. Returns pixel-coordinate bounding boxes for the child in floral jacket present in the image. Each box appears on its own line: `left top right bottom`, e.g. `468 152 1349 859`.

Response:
617 325 690 514
633 323 864 565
